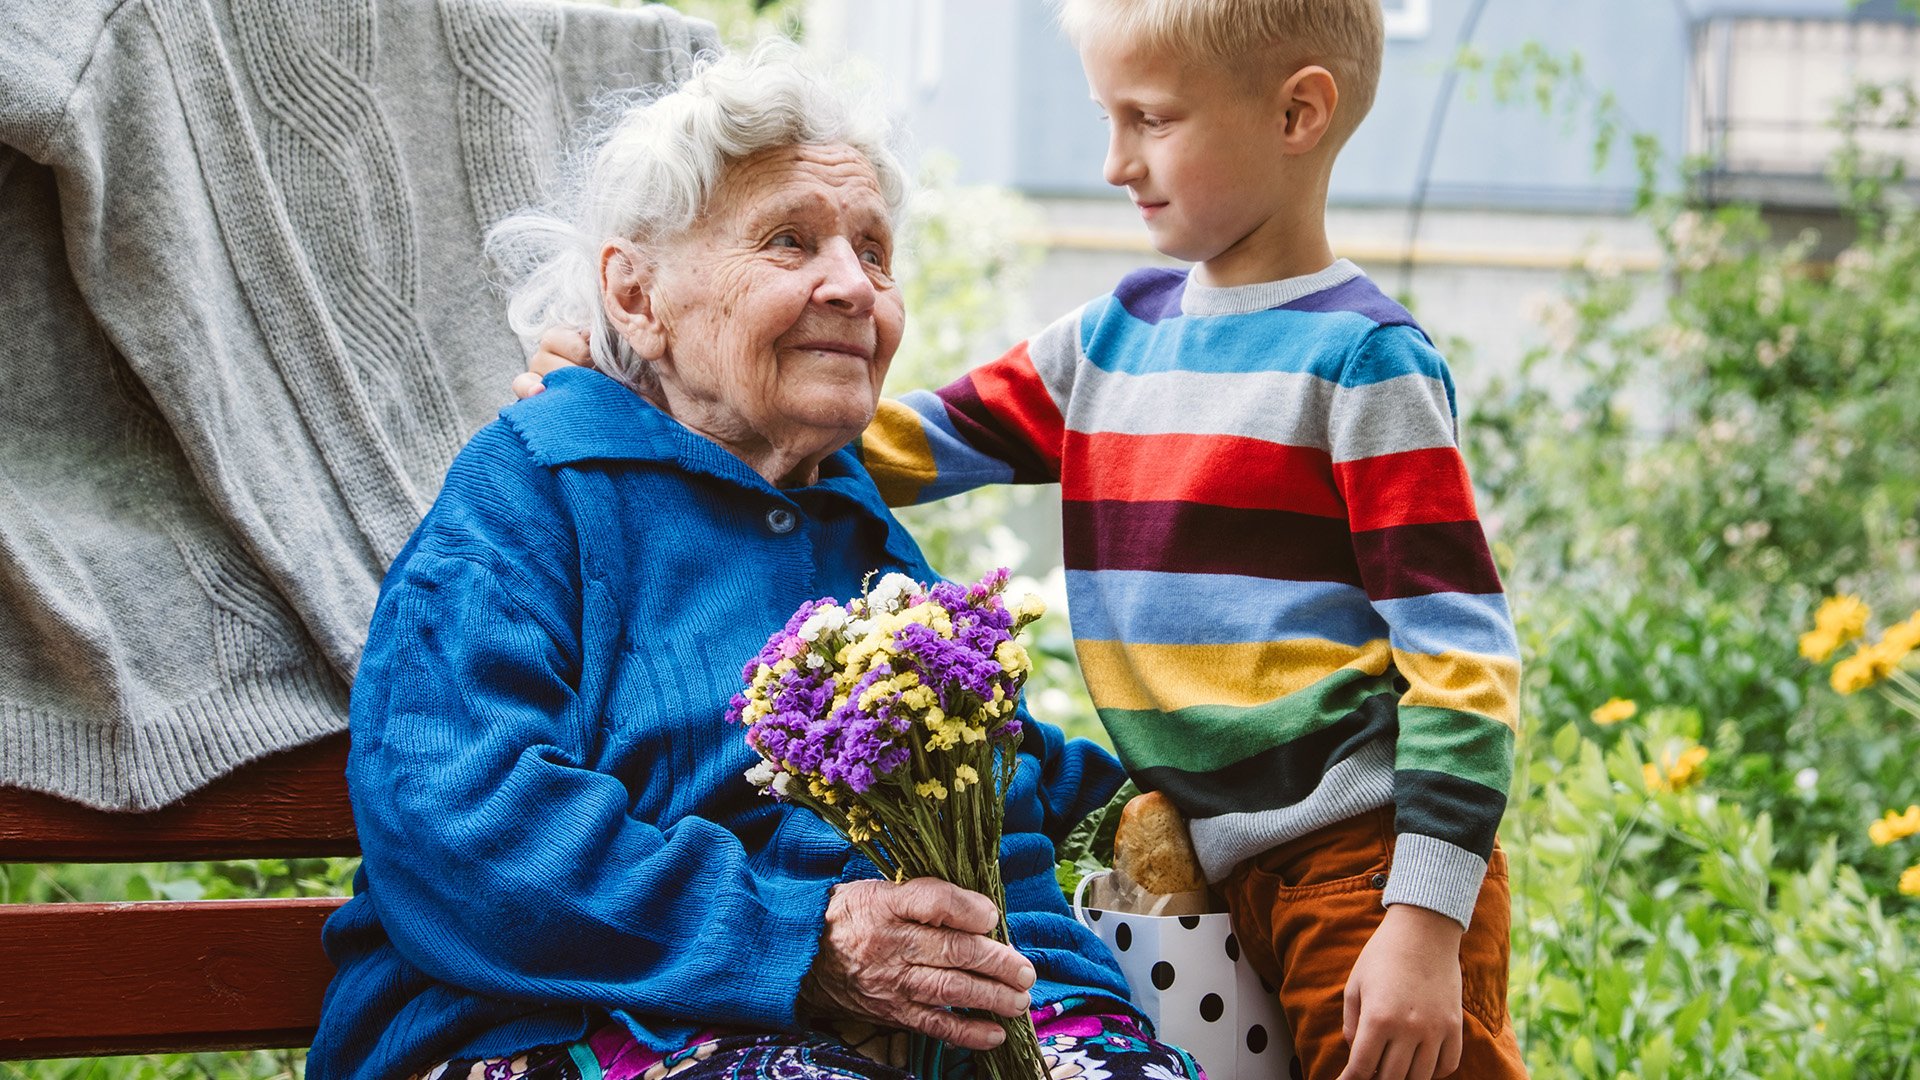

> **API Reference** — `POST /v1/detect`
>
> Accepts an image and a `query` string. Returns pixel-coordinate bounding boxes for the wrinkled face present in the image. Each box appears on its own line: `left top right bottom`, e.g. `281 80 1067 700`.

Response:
1083 37 1290 267
648 143 903 459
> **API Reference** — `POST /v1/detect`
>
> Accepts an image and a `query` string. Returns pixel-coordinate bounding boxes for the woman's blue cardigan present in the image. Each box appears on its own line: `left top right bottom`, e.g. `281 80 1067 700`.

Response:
307 369 1135 1080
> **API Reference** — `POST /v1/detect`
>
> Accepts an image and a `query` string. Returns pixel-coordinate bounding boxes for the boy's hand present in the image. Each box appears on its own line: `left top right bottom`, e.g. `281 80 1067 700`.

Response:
1336 903 1465 1080
512 327 594 399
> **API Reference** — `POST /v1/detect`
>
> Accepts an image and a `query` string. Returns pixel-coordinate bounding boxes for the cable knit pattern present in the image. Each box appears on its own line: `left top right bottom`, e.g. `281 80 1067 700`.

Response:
0 0 715 809
145 0 428 560
230 0 467 495
440 0 568 230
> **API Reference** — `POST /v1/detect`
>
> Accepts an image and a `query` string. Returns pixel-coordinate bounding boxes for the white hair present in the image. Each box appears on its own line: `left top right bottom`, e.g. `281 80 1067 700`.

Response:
486 39 911 391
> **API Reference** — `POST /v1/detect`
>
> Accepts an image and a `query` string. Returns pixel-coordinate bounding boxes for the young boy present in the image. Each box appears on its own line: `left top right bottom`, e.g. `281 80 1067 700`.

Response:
526 4 1524 1077
865 6 1525 1077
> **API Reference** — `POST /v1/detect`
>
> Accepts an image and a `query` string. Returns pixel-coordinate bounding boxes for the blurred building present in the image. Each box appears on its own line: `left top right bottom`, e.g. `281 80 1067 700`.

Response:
806 0 1920 389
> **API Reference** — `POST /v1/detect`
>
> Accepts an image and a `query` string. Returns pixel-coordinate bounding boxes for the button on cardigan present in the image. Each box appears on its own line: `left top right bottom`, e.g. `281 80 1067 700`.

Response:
308 369 1136 1080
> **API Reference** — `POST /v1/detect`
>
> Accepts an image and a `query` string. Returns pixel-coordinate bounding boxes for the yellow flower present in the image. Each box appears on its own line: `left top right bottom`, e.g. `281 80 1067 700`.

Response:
1831 651 1879 695
1590 698 1638 725
1813 595 1871 642
1901 864 1920 898
1645 743 1709 792
915 779 949 801
953 765 980 791
857 677 900 711
1869 805 1920 847
1012 593 1047 625
1799 627 1843 663
994 639 1031 678
846 806 876 843
1879 619 1920 664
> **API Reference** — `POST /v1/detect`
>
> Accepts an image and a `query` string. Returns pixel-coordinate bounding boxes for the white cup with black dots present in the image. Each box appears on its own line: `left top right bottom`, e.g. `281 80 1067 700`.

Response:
1074 872 1297 1079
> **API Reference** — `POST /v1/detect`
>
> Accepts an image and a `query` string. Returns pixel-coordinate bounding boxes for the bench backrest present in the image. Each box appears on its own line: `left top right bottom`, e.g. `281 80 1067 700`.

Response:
0 734 356 1059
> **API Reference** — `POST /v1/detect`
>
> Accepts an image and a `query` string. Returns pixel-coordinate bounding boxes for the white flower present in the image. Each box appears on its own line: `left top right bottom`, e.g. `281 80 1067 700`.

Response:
1795 767 1819 793
744 760 778 788
869 572 923 613
1011 591 1047 623
804 652 826 670
771 771 792 796
797 604 849 643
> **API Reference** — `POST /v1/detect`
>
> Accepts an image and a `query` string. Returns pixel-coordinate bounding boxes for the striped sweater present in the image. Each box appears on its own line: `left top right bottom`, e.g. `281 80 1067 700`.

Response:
860 260 1519 928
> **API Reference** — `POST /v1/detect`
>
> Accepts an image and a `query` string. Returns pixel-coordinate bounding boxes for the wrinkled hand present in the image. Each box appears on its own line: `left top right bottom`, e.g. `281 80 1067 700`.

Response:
511 326 593 400
1336 903 1466 1080
800 877 1036 1051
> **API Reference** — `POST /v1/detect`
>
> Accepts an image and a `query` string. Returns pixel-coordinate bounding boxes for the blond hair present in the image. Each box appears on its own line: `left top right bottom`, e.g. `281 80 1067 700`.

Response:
1056 0 1385 141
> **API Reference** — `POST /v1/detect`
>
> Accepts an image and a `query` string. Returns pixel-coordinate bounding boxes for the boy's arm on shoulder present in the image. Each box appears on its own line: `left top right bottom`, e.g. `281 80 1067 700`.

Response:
857 306 1084 507
1331 324 1520 931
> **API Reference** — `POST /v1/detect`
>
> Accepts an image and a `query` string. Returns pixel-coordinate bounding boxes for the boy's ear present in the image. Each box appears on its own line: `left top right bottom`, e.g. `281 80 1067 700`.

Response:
600 239 669 361
1276 64 1339 155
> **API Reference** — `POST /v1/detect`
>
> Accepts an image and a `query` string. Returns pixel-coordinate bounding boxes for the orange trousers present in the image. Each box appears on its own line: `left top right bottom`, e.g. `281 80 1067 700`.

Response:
1219 808 1529 1079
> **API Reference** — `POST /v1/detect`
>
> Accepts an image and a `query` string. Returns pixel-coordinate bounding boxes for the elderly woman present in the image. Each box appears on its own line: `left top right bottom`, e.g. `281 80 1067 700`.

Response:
306 45 1199 1080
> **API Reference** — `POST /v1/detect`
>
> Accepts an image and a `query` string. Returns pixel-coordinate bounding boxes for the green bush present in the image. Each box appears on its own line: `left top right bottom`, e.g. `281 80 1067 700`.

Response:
1462 46 1920 1075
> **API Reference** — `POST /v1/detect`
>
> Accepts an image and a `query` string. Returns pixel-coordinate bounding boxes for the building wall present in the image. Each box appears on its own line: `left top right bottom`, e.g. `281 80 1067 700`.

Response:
806 0 1908 388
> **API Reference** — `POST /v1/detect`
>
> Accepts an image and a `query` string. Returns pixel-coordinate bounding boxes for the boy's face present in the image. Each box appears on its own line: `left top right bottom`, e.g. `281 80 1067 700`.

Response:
1082 37 1303 279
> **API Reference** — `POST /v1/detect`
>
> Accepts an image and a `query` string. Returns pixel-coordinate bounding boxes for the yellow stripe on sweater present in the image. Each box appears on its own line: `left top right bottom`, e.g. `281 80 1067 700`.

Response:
861 400 938 508
1395 649 1522 730
1075 638 1394 712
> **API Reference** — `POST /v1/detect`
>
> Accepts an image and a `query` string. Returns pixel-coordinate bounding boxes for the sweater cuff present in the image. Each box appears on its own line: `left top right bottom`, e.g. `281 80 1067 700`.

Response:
1381 832 1487 931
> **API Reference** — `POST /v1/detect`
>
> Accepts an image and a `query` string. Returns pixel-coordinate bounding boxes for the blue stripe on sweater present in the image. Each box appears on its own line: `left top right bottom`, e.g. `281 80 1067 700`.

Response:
1373 592 1521 659
897 388 1016 496
1078 299 1448 387
1064 570 1389 646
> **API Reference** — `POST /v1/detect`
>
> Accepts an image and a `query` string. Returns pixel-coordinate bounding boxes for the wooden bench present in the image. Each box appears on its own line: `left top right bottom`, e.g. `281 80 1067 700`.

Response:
0 734 357 1059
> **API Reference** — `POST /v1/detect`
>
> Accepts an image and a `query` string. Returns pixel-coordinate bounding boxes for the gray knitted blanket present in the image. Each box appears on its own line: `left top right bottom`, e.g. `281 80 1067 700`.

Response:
0 0 715 809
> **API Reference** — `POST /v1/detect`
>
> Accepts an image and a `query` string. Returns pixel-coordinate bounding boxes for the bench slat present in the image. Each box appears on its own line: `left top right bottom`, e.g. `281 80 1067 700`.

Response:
0 734 356 862
0 897 343 1059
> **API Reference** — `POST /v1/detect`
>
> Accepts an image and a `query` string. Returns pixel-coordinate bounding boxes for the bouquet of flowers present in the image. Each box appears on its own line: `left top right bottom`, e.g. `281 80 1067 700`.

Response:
727 568 1049 1080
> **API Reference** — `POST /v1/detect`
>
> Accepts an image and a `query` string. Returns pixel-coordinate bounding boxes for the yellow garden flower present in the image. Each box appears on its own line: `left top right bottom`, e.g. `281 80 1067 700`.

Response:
1803 595 1872 662
1643 743 1709 792
1590 698 1638 725
1798 627 1843 663
953 765 980 792
1831 650 1879 695
1879 617 1920 664
1813 594 1871 641
1901 864 1920 898
915 779 949 801
1869 805 1920 847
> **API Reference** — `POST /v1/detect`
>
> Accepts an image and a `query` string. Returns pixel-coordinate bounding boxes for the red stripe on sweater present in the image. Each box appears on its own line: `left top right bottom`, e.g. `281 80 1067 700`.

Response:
945 342 1065 477
1061 431 1344 518
1333 447 1479 531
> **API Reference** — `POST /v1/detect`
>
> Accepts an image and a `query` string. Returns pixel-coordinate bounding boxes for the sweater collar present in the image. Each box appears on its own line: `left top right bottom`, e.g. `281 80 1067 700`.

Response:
500 366 883 505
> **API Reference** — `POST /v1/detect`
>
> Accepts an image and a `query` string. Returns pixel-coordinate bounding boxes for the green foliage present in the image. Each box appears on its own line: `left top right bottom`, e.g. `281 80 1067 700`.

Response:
1055 780 1140 898
1511 713 1920 1078
1462 44 1920 1077
629 0 804 47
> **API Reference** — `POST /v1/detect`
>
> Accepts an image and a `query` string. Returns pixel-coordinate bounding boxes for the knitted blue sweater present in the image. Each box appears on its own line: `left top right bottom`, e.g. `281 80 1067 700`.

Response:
307 369 1134 1080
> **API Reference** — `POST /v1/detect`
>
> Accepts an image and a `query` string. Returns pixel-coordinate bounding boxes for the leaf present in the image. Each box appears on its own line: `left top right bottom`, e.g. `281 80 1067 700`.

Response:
1055 779 1138 867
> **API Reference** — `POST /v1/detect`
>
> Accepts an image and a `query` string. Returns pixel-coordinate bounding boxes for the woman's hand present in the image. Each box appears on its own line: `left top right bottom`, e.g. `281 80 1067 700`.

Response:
800 877 1037 1050
511 327 593 399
